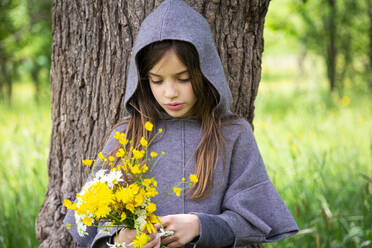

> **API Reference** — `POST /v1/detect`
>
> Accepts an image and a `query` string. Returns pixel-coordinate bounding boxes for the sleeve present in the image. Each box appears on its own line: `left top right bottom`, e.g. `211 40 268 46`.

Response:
193 123 299 248
63 124 126 248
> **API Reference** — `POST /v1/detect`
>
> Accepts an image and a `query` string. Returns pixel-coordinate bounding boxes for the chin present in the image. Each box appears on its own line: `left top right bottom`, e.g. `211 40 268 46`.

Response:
166 111 188 118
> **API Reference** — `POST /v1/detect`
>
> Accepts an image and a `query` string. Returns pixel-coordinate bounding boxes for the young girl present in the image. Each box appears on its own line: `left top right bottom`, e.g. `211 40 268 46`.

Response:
64 0 298 247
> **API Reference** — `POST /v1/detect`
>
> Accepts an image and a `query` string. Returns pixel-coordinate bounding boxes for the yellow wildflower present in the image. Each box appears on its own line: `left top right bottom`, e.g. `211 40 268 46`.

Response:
182 177 186 182
113 131 129 145
115 186 134 204
82 160 93 167
113 131 121 140
134 191 144 207
340 95 350 106
129 164 141 174
143 179 152 187
150 152 158 158
133 233 150 248
99 152 107 161
66 223 71 230
143 222 156 234
151 178 158 187
120 212 127 221
144 121 153 132
141 164 149 173
144 187 158 198
140 137 148 147
108 156 115 162
64 200 77 210
116 148 125 157
83 216 93 226
133 149 145 159
126 203 135 213
190 174 198 183
158 128 163 133
146 203 156 214
149 213 160 223
173 187 182 197
129 184 140 194
79 182 114 219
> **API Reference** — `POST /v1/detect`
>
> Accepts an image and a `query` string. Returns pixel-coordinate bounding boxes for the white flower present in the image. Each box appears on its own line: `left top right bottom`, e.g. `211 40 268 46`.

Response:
75 212 88 237
102 170 124 188
135 215 146 230
95 169 107 180
158 227 174 238
107 241 127 248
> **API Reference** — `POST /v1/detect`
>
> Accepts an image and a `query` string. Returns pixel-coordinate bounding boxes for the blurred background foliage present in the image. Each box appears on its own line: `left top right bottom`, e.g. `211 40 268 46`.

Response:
0 0 51 104
0 0 371 247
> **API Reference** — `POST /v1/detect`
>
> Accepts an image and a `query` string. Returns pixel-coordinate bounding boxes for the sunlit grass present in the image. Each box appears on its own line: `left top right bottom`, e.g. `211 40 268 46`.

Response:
0 84 50 247
255 80 372 247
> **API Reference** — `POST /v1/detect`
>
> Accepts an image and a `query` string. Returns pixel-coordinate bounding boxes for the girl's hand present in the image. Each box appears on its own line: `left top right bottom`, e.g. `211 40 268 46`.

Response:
114 228 161 248
114 228 136 247
158 214 200 248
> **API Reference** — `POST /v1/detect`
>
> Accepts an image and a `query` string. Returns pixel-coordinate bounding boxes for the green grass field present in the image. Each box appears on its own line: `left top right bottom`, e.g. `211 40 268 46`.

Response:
0 83 50 247
0 66 371 247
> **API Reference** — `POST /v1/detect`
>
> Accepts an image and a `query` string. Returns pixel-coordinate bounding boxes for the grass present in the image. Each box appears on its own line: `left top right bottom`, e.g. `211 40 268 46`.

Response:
0 83 50 247
255 58 372 247
0 66 371 247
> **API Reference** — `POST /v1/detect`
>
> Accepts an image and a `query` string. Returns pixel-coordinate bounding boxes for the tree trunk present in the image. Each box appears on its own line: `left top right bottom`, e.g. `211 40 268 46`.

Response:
367 0 372 89
35 0 270 247
326 0 337 92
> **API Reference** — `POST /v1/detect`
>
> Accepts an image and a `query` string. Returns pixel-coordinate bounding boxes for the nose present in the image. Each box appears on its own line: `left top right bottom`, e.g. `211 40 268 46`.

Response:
163 81 178 99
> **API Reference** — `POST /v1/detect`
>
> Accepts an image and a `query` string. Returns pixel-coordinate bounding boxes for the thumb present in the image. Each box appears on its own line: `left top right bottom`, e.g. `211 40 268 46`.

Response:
154 223 161 231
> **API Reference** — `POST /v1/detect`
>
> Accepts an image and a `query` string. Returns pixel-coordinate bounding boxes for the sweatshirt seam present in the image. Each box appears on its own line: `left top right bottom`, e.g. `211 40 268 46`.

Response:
224 180 270 203
160 0 172 40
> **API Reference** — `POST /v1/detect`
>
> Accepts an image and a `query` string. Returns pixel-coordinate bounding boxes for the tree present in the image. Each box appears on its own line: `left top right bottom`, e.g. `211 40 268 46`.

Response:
35 0 270 247
293 0 370 94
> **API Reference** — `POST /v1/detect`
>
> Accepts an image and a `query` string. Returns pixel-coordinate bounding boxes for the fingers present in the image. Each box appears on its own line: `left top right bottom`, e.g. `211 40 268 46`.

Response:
143 235 160 248
166 240 182 248
154 223 162 231
160 215 174 227
161 234 177 246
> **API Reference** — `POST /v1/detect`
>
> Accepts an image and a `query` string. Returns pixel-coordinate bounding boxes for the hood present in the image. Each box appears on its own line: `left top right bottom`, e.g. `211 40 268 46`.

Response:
123 0 233 116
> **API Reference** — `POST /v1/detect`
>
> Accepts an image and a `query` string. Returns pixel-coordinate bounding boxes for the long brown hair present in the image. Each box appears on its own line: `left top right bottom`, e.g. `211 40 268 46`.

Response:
106 40 237 200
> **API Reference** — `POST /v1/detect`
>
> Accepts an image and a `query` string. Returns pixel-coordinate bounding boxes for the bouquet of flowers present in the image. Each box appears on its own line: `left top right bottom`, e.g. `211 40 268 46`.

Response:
64 121 198 248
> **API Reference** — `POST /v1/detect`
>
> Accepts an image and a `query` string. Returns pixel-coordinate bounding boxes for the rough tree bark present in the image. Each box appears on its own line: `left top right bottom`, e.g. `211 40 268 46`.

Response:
35 0 270 247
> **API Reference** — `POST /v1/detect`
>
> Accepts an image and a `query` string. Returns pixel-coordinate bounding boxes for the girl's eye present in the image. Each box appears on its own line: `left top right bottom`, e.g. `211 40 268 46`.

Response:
179 78 191 82
150 79 162 84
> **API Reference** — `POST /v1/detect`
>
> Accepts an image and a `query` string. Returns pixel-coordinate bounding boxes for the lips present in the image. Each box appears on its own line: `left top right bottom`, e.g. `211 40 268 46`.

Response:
165 103 184 111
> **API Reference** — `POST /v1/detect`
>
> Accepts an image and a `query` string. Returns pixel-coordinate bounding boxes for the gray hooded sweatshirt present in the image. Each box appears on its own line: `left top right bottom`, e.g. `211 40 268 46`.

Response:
63 0 299 247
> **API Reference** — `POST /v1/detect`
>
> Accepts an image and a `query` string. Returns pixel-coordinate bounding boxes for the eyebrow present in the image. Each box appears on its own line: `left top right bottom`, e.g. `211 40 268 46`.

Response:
148 70 189 77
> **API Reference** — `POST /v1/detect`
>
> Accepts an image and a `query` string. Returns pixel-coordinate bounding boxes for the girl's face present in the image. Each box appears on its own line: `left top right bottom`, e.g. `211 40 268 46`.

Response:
148 49 197 118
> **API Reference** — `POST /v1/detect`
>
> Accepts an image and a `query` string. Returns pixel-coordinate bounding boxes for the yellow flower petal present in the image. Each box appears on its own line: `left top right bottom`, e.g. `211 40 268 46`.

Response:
133 149 145 160
146 203 156 214
120 212 127 221
150 152 158 158
99 152 107 161
82 160 93 166
173 187 182 197
132 233 150 248
140 137 148 147
116 148 125 158
189 174 198 183
83 216 93 226
144 121 153 132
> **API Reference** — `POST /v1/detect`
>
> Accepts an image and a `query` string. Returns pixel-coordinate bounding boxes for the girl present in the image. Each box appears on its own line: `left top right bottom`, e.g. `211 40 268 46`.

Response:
64 0 299 247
